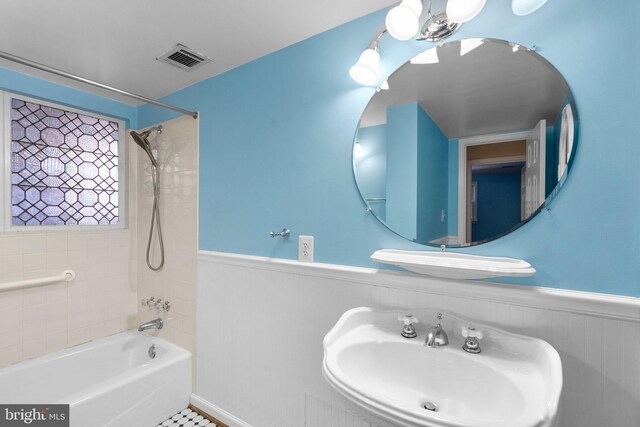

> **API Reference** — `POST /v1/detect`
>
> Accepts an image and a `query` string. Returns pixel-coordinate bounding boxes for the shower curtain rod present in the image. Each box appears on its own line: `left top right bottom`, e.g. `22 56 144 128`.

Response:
0 50 198 119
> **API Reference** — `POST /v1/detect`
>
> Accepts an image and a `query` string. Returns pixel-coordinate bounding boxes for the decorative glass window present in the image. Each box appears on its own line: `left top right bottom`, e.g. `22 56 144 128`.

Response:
5 95 124 227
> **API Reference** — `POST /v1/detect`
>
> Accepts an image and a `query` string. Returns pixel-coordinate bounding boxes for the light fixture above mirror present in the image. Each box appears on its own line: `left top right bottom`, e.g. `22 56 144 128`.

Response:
350 0 551 86
385 0 423 41
349 29 385 86
386 0 480 42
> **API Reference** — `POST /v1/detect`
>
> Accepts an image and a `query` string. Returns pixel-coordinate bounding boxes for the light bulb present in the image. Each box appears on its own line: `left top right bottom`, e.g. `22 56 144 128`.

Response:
446 0 487 23
354 143 365 158
410 48 439 64
385 0 423 41
379 80 389 90
459 38 484 56
512 0 549 16
349 48 380 86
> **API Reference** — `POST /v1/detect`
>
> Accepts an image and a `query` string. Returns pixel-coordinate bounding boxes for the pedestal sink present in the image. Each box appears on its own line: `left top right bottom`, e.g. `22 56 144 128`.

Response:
322 308 562 427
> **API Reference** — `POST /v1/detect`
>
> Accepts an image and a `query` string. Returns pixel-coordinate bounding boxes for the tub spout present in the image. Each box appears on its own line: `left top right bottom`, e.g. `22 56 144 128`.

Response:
138 318 163 332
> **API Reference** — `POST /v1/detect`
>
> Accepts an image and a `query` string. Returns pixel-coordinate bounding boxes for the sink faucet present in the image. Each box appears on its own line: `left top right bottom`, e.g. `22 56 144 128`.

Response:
138 318 163 332
425 313 449 348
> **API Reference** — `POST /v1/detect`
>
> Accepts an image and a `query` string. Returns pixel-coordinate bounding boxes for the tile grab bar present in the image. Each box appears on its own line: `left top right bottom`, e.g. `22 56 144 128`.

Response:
0 270 76 293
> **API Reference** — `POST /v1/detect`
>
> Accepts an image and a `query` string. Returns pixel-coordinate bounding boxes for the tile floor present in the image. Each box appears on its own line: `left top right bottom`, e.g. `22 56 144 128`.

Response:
157 407 220 427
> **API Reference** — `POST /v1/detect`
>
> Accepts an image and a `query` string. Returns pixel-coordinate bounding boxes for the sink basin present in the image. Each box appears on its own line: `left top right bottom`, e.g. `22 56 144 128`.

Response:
322 308 562 427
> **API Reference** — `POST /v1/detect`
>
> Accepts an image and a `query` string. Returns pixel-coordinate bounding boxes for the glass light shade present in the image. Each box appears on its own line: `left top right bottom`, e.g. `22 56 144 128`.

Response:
512 0 549 15
446 0 487 23
354 143 365 158
349 48 380 86
385 0 423 41
459 38 484 56
410 48 439 64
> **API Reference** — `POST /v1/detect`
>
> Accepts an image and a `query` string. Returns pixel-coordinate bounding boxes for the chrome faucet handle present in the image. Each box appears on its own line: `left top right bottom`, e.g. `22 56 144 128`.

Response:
147 297 171 312
142 297 155 308
398 314 419 338
461 326 483 354
461 326 483 339
398 314 419 323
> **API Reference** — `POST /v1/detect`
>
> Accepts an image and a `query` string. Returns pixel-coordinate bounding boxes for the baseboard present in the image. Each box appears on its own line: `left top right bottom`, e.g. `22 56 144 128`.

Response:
191 394 253 427
198 250 640 322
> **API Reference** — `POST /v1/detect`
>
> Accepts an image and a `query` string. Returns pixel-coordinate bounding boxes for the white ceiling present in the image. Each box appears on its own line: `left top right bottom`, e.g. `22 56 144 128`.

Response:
361 39 570 138
0 0 396 104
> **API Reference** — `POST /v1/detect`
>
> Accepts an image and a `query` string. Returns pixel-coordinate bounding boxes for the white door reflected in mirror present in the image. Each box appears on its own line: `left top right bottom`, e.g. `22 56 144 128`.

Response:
558 103 575 180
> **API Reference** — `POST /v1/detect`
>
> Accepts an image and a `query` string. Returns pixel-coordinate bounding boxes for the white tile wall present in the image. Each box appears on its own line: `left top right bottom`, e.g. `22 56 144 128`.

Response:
136 115 198 358
0 228 137 368
197 252 640 427
0 139 139 369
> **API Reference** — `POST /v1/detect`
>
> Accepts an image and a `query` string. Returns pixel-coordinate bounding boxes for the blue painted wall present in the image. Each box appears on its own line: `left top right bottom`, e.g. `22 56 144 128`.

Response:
386 103 419 239
416 105 448 243
138 0 640 297
0 67 138 128
472 171 522 242
447 139 459 237
354 124 386 220
384 102 449 242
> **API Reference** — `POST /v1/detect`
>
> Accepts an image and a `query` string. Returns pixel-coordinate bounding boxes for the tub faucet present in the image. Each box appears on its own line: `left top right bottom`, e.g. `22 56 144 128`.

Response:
425 313 449 348
138 318 163 332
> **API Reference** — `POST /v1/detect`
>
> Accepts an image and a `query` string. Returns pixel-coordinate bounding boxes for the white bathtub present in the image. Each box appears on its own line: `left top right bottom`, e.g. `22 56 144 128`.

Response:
0 331 191 427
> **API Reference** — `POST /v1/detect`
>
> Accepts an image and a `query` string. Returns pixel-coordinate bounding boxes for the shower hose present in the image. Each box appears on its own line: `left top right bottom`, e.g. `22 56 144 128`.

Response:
146 163 165 271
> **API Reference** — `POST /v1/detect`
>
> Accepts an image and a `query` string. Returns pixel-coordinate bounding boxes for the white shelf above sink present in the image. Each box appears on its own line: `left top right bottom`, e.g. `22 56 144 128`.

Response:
371 249 536 279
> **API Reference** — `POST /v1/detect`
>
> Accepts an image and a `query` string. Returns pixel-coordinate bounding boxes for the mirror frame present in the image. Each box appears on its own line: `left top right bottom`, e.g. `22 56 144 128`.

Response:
352 38 579 248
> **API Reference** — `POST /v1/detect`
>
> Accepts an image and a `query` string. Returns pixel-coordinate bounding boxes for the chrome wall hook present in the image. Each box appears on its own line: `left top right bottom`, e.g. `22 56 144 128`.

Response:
270 228 290 239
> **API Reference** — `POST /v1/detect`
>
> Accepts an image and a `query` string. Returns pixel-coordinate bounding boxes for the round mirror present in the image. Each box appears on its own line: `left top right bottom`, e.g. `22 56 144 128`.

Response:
353 38 578 247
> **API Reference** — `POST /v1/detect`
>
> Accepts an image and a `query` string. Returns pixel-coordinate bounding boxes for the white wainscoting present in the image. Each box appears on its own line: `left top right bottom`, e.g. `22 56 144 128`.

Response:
196 251 640 427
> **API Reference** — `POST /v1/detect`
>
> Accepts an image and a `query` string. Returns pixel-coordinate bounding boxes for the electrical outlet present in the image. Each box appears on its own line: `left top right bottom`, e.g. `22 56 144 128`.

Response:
298 235 314 262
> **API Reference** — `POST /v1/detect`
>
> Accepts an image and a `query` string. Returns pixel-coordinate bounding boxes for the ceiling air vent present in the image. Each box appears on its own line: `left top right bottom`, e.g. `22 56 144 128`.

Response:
156 44 212 71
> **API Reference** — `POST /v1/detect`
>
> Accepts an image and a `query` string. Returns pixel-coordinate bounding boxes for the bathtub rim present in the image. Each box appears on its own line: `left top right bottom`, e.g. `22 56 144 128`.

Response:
0 329 192 406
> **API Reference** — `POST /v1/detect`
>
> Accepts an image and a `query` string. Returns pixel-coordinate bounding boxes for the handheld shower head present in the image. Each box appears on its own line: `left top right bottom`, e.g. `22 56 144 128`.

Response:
129 130 148 148
129 125 162 168
130 125 166 272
